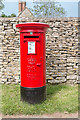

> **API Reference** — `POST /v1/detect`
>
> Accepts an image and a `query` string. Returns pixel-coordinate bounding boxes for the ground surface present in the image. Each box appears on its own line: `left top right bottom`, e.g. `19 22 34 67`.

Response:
1 84 78 116
1 113 78 118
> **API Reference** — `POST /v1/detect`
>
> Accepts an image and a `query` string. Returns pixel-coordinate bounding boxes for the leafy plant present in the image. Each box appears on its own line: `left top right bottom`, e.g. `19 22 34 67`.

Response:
1 13 7 17
10 13 16 17
1 13 16 17
30 0 66 18
0 0 4 10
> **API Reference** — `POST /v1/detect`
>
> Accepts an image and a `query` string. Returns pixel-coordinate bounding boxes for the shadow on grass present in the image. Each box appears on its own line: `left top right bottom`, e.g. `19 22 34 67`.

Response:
46 84 68 99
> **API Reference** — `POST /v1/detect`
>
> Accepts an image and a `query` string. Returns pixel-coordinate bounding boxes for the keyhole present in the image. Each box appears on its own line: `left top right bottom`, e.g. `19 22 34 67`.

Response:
24 40 27 43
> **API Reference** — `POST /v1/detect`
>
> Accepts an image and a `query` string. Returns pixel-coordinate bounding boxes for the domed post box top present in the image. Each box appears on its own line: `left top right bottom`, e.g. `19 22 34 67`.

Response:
16 22 49 32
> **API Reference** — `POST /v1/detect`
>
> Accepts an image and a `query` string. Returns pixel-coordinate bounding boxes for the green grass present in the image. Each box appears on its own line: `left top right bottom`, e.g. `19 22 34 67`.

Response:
1 84 78 115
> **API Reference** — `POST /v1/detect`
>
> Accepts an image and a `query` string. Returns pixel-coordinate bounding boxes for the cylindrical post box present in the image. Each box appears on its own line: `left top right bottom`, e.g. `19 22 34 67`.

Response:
16 23 49 104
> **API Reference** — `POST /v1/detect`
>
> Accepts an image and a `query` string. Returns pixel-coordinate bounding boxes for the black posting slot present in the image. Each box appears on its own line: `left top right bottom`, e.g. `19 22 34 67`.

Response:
24 36 39 38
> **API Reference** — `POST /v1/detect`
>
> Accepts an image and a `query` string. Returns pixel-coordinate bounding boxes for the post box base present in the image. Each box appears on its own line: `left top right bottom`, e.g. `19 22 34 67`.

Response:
20 86 46 104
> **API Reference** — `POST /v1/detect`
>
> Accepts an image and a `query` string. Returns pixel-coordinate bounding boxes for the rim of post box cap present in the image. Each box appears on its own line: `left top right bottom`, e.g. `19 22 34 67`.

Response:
16 22 49 31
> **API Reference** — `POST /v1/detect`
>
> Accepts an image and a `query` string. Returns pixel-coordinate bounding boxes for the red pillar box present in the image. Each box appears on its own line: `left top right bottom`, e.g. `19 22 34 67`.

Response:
16 23 49 104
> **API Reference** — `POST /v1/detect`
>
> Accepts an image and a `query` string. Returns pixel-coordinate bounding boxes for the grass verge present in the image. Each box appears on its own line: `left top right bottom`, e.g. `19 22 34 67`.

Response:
1 84 78 115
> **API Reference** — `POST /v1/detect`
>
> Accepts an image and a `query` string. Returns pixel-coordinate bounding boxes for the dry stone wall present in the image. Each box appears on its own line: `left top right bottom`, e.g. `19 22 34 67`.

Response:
0 17 79 84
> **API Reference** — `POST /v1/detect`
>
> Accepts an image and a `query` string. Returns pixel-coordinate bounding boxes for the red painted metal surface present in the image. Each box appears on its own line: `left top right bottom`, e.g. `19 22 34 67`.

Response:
16 23 49 88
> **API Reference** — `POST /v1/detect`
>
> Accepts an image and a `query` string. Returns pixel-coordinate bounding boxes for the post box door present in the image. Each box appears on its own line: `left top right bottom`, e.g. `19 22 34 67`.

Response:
20 33 44 88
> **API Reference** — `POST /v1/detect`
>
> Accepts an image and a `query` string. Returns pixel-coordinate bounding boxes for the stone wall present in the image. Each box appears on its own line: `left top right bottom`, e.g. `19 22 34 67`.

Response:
0 17 79 84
